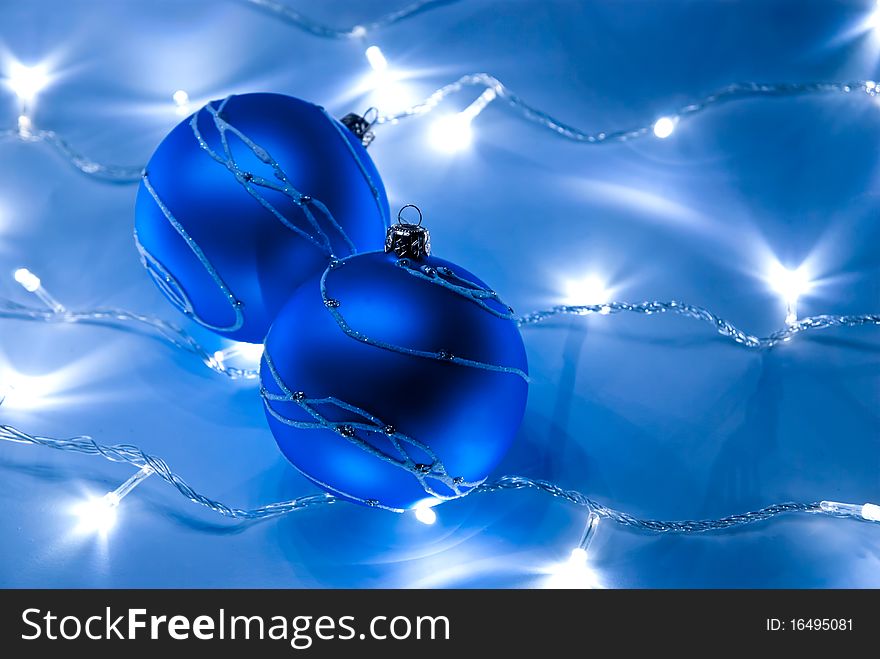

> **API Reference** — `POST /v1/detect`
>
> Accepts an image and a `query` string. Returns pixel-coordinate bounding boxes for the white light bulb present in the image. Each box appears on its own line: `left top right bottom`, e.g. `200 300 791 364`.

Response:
862 503 880 522
13 267 40 292
365 45 388 72
172 90 189 106
71 466 153 537
652 116 676 139
568 547 588 564
429 114 473 152
821 500 880 522
17 114 32 136
769 266 811 303
414 501 438 525
12 267 65 313
7 62 50 102
564 275 611 306
72 494 118 535
767 262 812 326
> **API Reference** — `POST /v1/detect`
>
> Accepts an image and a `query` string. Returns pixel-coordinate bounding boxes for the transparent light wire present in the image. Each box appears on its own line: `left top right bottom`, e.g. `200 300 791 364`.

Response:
2 424 875 534
5 77 879 184
0 297 257 380
517 302 880 349
376 74 879 143
1 126 142 184
2 293 876 382
240 0 460 39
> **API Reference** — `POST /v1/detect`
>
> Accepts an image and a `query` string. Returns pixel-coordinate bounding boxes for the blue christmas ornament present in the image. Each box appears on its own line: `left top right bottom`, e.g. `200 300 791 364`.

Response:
260 209 529 511
134 93 389 343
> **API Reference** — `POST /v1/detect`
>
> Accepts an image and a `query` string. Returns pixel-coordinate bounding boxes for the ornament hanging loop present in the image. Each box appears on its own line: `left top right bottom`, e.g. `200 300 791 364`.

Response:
386 204 430 260
340 108 378 147
397 204 423 226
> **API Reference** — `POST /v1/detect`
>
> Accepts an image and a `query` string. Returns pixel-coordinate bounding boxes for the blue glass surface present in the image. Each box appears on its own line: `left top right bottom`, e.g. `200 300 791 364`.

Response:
135 92 390 342
262 251 528 511
0 0 878 588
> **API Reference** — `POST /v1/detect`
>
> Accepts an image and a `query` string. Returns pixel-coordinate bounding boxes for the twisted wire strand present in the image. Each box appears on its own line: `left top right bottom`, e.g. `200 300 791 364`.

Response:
2 295 874 384
1 128 142 183
2 424 867 533
377 74 878 144
240 0 459 39
0 298 258 380
6 77 877 183
516 302 880 349
0 425 334 519
474 476 825 533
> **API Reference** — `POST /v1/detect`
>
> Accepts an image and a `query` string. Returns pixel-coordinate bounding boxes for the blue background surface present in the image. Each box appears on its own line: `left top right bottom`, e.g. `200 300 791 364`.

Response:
0 0 878 588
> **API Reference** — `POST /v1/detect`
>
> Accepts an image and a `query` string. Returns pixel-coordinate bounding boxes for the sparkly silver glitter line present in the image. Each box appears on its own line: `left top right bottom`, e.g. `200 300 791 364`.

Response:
395 258 516 320
192 97 356 256
240 0 459 39
377 74 880 144
2 424 873 535
0 297 257 380
140 174 246 333
324 108 389 234
320 256 530 381
516 302 880 349
134 230 197 318
261 350 480 512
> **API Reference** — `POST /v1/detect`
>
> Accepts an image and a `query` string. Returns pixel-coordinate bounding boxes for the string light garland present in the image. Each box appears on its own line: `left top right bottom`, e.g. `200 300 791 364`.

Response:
517 303 880 350
1 125 143 183
240 0 459 39
3 268 876 384
5 70 880 181
374 75 880 145
2 424 878 540
1 269 258 380
1 2 878 586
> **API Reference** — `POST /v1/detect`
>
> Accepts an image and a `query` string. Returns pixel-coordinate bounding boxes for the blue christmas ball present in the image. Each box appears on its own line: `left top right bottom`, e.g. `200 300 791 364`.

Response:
260 246 529 511
134 92 390 343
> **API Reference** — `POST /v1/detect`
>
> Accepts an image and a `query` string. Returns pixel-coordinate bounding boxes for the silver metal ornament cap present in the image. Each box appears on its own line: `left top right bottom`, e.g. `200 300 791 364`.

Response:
340 108 377 147
385 205 431 260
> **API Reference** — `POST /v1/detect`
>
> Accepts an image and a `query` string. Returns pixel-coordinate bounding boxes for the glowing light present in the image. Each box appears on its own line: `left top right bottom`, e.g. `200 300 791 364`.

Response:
766 262 812 325
365 45 388 72
71 466 153 537
13 267 40 292
72 495 119 535
429 113 473 152
0 375 53 410
428 87 497 153
6 61 50 102
540 511 603 588
564 274 611 306
868 1 880 29
350 25 367 39
541 548 603 589
17 114 31 137
652 116 676 138
171 90 191 116
820 500 880 522
12 267 66 313
213 341 264 366
414 501 438 525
